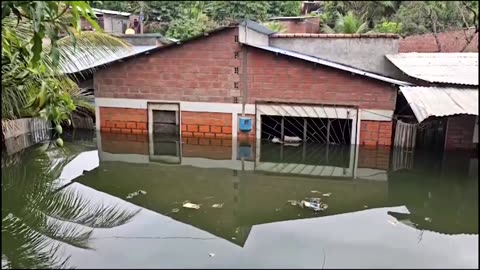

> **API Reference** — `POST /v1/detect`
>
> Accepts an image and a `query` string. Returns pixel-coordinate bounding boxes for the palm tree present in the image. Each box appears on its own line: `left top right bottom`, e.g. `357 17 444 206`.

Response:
322 11 369 34
1 143 141 269
1 15 129 129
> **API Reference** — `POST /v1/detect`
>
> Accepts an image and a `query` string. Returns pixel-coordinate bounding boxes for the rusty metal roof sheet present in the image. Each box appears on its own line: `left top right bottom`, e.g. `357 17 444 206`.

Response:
386 53 479 85
248 44 412 86
399 86 478 123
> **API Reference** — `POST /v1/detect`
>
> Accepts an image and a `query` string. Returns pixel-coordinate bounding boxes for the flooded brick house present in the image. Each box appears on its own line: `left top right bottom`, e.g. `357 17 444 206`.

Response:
93 20 411 149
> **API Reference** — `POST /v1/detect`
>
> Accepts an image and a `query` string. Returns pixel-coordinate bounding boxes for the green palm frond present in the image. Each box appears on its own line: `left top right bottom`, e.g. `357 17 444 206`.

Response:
2 144 141 268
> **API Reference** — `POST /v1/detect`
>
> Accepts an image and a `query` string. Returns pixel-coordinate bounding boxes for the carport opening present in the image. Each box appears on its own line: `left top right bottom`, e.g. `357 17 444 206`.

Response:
261 115 352 145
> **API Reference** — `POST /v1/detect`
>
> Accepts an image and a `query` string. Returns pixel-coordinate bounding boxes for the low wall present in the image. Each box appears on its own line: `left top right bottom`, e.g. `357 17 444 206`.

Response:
2 117 51 155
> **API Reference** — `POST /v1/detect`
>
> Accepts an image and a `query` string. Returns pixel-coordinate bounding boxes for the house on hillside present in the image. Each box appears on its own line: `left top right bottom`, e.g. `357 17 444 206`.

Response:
386 53 478 152
92 20 413 152
81 8 136 34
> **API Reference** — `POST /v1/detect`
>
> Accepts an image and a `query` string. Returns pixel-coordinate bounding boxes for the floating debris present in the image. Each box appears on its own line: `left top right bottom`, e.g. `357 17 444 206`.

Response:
424 217 432 222
211 203 224 208
6 213 13 219
323 193 332 197
301 200 322 211
209 253 215 257
310 190 321 194
275 208 281 212
364 205 368 208
126 190 148 199
203 196 215 200
171 208 180 213
287 200 300 206
231 237 236 240
183 202 201 209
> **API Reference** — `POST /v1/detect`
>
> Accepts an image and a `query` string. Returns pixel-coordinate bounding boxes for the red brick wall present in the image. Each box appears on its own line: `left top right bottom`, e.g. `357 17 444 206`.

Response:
100 107 148 134
360 121 393 146
445 115 476 150
94 28 241 103
183 138 232 159
277 18 320 33
101 132 149 155
244 47 397 110
399 29 478 53
358 145 391 170
181 112 232 139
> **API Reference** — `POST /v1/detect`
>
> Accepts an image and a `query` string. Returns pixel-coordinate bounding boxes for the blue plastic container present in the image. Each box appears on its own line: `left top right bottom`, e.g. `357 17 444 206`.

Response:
239 117 252 132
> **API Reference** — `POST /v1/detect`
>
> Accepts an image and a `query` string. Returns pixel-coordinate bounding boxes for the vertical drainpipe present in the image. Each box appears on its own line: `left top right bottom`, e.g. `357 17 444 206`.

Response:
241 24 248 117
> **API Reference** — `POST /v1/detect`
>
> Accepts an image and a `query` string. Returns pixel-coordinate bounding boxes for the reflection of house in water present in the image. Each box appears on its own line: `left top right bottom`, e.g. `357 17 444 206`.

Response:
72 132 477 246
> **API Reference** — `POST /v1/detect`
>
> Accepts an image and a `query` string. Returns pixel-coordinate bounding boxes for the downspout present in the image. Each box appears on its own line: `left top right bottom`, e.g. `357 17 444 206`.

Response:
241 23 248 117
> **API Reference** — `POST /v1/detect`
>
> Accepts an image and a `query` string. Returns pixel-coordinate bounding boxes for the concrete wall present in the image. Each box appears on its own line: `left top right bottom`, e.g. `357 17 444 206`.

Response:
118 34 168 46
2 118 51 155
103 15 129 34
239 26 269 47
270 36 406 79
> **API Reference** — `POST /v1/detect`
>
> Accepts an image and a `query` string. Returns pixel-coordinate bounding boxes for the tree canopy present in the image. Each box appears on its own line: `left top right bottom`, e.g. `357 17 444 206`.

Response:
90 1 478 38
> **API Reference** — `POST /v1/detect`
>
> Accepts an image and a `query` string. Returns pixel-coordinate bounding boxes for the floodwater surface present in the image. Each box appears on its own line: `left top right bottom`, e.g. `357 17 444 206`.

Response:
2 131 478 269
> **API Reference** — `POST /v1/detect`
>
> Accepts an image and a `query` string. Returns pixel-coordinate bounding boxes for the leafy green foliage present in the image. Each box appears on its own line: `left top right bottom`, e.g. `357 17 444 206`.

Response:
392 1 478 35
1 1 101 67
165 2 218 40
1 0 128 140
262 21 287 33
322 11 368 34
372 21 403 34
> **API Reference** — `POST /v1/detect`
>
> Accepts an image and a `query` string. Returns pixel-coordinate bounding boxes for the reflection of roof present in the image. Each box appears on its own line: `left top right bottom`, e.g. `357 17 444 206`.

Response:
399 86 478 123
75 160 389 247
62 45 156 74
92 8 131 17
386 53 479 85
247 44 412 86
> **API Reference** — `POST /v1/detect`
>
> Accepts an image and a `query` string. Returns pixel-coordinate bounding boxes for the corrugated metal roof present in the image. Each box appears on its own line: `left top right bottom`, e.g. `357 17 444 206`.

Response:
248 44 412 86
399 86 478 123
61 45 156 74
92 8 131 17
386 53 479 85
